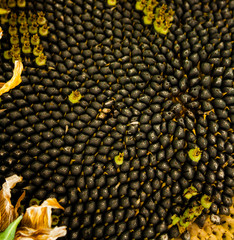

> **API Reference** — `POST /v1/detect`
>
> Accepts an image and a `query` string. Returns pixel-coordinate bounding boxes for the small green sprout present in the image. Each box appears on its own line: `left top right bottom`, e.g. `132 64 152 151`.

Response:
39 24 49 36
33 44 43 56
179 205 203 228
28 13 37 25
21 32 30 44
8 24 17 35
12 52 21 63
52 215 60 226
192 205 204 217
31 33 40 45
188 147 202 162
114 152 124 165
35 52 47 66
37 12 47 25
17 12 26 24
153 17 170 35
183 185 198 200
19 22 28 34
9 13 17 25
8 0 16 8
201 194 212 209
22 41 32 54
3 50 12 59
68 90 83 104
11 44 21 54
29 22 38 34
29 198 41 206
10 34 19 45
171 214 180 226
143 11 155 25
17 0 26 8
149 0 158 8
143 4 154 16
107 0 116 6
135 0 147 11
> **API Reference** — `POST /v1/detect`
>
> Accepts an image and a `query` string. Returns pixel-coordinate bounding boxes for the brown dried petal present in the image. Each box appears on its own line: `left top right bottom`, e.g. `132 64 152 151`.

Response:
0 175 23 232
0 60 23 96
20 198 64 229
15 199 66 240
14 226 67 240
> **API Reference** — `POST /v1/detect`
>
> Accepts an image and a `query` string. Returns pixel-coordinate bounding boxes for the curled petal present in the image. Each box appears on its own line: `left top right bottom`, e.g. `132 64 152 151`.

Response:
14 226 67 240
0 175 23 231
0 60 23 96
20 198 64 229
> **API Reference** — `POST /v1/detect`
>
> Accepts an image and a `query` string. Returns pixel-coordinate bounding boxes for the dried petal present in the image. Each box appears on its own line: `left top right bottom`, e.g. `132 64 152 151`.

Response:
0 60 23 96
15 198 66 240
15 226 67 240
0 27 3 39
0 175 23 231
20 198 64 229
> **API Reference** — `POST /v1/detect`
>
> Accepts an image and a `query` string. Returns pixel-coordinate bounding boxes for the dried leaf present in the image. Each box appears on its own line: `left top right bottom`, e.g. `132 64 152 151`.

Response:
0 61 23 96
0 215 22 240
0 175 23 232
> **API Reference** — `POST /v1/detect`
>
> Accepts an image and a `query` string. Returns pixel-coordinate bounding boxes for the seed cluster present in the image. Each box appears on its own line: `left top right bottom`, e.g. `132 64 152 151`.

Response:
0 0 48 66
136 0 174 35
0 0 233 240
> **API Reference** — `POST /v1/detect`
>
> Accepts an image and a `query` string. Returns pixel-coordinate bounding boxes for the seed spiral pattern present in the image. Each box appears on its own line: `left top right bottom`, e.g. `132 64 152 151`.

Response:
0 0 233 239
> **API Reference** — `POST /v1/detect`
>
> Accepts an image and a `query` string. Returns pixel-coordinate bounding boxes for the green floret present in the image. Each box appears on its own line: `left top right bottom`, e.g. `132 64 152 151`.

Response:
114 152 124 165
183 185 198 199
107 0 117 6
135 0 147 11
188 147 202 162
143 11 155 25
154 20 169 35
201 195 212 209
171 214 180 226
68 90 83 104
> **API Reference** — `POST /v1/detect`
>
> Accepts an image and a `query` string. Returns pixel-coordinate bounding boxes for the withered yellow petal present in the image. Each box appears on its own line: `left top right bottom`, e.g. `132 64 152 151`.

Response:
0 60 23 96
0 175 23 232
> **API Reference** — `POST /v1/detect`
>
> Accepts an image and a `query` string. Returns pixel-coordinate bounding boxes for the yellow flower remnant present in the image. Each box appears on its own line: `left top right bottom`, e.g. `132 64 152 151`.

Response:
68 90 83 104
0 60 23 96
15 198 67 240
114 152 124 165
